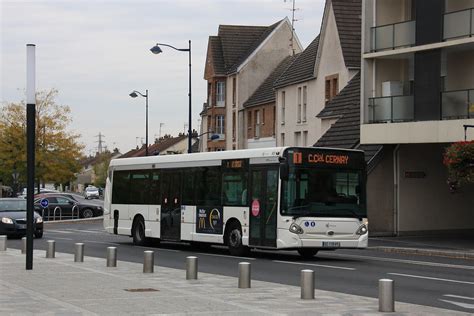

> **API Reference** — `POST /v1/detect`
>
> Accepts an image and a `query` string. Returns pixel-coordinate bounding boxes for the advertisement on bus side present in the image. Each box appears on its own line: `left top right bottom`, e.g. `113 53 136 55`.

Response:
196 206 223 234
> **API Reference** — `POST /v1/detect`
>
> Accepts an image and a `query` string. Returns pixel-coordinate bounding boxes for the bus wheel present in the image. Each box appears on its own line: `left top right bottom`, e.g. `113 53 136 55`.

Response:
297 248 318 259
132 217 147 246
227 224 248 256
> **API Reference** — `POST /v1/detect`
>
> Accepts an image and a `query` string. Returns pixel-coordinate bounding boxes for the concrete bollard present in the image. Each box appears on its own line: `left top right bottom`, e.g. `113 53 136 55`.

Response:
300 269 315 299
379 279 395 312
46 240 55 258
238 262 251 288
0 235 6 251
74 243 84 262
106 247 117 267
21 237 26 254
186 256 198 280
143 250 154 273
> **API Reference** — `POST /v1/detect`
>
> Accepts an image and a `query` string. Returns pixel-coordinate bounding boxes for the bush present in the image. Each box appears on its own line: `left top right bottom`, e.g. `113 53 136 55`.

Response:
443 141 474 187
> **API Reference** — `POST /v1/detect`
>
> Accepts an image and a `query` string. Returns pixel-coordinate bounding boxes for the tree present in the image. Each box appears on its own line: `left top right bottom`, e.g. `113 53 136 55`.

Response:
93 153 112 188
0 89 84 191
443 141 474 191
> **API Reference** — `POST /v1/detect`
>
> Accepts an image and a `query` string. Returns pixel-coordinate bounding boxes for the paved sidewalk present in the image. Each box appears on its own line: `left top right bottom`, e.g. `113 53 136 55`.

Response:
0 249 468 315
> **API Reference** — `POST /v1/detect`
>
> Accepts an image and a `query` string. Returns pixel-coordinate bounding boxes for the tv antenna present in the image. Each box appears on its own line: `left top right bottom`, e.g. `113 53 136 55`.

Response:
284 0 299 55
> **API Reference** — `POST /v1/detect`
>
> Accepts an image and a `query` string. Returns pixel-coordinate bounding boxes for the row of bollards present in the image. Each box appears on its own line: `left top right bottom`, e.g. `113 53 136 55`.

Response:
2 236 395 312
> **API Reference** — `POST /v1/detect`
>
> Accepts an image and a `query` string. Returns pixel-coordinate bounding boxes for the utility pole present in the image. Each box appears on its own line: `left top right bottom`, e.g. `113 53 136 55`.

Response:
95 132 105 154
159 122 164 139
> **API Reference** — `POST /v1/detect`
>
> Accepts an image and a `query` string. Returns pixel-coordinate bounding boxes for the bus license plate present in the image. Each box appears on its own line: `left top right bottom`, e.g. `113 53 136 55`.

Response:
322 241 340 248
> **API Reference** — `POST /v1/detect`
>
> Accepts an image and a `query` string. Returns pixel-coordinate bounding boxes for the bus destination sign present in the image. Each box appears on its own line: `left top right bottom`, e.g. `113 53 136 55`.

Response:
291 151 349 166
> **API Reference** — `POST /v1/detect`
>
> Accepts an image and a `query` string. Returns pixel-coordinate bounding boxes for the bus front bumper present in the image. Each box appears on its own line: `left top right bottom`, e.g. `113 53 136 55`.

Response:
277 229 368 249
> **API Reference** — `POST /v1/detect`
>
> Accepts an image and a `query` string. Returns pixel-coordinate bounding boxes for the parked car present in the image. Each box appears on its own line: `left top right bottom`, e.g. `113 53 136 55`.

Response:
35 192 79 202
34 195 103 219
84 186 100 199
0 198 43 238
18 188 59 199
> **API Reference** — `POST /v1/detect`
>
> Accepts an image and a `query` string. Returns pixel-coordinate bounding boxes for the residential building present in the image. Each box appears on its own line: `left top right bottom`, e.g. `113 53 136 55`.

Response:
360 0 474 234
201 18 302 151
121 134 197 157
274 0 361 147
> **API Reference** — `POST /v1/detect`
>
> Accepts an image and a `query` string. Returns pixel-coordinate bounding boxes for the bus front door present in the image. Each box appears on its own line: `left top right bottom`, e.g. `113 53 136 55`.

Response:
249 167 278 248
160 171 181 241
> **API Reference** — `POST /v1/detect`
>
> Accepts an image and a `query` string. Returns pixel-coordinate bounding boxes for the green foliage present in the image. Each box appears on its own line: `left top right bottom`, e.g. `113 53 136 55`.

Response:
443 141 474 186
93 153 111 188
0 89 84 188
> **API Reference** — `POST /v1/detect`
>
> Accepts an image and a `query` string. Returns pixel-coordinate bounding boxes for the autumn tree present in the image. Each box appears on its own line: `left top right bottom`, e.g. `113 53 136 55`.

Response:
93 152 112 188
0 89 84 192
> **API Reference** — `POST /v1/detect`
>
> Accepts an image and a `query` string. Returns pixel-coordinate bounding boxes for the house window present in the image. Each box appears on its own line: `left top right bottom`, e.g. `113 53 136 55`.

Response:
254 110 260 138
247 111 252 136
297 87 302 123
325 74 339 104
303 131 308 146
232 78 236 107
262 108 265 125
216 115 225 134
281 91 286 124
216 81 225 106
294 132 301 146
281 133 285 146
232 111 236 140
302 86 307 122
208 83 212 107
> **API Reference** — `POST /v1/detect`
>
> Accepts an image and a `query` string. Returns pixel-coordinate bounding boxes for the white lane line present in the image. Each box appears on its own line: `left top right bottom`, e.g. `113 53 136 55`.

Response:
133 246 181 252
388 273 474 285
198 253 256 261
439 299 474 310
68 229 105 234
273 260 355 270
319 252 474 270
443 294 474 301
45 230 75 234
46 237 73 241
83 240 120 246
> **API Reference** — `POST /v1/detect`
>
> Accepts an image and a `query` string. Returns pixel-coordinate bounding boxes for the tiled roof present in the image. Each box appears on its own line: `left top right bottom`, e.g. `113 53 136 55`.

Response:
243 55 296 108
120 135 188 158
273 35 320 89
332 0 361 69
213 20 282 75
317 73 360 118
314 72 382 163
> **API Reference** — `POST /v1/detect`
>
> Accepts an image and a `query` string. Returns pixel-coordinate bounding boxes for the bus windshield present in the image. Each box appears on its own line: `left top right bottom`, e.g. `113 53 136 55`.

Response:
281 167 366 218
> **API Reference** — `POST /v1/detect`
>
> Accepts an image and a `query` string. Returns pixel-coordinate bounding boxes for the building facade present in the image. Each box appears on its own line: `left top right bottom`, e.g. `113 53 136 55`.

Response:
360 0 474 234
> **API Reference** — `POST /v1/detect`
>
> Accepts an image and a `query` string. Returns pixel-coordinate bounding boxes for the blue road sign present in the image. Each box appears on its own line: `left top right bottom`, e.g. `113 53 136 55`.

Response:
40 198 49 208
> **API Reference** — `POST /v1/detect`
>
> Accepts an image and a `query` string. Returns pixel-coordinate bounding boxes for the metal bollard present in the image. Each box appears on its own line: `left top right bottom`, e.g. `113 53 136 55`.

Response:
143 250 154 273
46 240 55 258
106 247 117 267
0 235 6 251
300 269 315 299
238 262 251 288
74 243 84 262
21 237 26 254
186 256 198 280
379 279 395 312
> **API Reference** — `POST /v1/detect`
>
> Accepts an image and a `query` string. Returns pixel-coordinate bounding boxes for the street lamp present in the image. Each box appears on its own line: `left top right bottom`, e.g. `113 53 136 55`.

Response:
150 41 192 153
129 90 149 156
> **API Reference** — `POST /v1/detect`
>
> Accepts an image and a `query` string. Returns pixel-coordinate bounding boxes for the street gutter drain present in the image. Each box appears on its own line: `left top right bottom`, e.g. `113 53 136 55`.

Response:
124 288 159 292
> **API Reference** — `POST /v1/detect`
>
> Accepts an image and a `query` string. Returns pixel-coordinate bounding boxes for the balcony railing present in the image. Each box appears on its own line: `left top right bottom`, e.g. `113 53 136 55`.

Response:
443 7 474 40
368 95 414 123
441 89 474 119
371 20 416 52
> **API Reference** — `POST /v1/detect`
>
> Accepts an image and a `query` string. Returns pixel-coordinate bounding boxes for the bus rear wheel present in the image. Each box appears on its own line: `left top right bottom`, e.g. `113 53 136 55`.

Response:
227 224 248 256
297 248 318 259
132 217 148 246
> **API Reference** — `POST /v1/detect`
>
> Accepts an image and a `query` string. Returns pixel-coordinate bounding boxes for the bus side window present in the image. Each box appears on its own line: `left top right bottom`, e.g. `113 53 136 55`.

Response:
182 168 195 205
195 167 221 206
112 170 130 204
149 171 160 205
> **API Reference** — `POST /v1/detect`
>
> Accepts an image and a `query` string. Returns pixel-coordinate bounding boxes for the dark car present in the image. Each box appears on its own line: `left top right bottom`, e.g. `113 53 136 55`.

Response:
0 198 43 238
34 195 103 219
35 192 79 202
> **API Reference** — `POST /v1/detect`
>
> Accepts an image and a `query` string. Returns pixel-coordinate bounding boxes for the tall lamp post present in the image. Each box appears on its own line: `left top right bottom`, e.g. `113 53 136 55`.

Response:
129 90 149 156
150 41 192 153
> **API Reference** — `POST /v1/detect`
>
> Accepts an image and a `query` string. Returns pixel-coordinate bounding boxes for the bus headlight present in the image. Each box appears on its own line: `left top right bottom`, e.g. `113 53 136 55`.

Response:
289 223 304 234
356 224 368 235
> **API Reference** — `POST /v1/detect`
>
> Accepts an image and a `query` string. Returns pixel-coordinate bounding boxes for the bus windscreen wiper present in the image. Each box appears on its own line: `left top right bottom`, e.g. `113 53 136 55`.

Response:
330 208 363 220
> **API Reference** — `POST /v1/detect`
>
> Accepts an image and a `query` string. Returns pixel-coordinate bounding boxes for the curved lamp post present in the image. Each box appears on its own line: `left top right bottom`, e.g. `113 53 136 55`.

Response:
150 41 192 153
129 90 149 156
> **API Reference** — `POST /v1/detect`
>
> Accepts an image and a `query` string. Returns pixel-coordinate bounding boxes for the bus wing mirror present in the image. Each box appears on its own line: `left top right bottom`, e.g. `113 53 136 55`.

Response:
279 158 289 181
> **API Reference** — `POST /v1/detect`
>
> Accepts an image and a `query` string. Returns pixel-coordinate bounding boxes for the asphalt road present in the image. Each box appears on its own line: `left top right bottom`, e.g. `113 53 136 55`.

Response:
7 220 474 313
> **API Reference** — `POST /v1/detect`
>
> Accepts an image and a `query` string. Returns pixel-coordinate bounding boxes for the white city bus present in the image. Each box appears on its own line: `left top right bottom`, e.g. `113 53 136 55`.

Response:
103 147 368 258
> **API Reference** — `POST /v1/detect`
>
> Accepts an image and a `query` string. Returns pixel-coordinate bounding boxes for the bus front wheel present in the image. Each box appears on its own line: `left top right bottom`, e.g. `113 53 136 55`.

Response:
227 224 248 256
132 217 147 246
297 248 318 259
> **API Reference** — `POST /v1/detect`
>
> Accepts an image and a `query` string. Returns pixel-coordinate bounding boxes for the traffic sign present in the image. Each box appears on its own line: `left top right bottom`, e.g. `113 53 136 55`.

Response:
40 199 49 208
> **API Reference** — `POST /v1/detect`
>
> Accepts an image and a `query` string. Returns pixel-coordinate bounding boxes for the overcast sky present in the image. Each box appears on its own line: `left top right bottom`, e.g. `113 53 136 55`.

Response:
1 0 324 155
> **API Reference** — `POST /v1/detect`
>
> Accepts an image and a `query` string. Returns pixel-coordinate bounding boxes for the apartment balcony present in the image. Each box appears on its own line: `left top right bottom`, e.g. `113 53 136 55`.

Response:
371 20 416 52
443 7 474 40
368 95 414 123
442 89 474 119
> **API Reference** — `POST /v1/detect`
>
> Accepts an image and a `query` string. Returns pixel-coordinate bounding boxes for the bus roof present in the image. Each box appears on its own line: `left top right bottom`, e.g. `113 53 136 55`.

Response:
109 146 364 168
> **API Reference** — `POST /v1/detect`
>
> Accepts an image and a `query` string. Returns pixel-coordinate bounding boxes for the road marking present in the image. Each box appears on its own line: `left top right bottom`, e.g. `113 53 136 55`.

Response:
439 299 474 310
46 230 75 234
68 229 105 234
83 240 120 246
388 273 474 285
198 253 256 260
273 260 355 271
133 246 181 252
443 294 474 301
320 252 474 270
47 237 73 241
